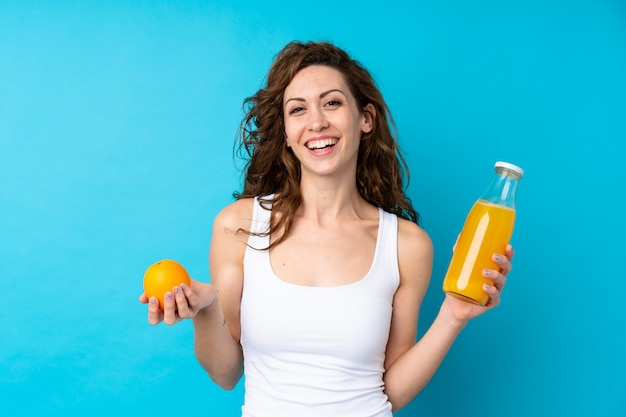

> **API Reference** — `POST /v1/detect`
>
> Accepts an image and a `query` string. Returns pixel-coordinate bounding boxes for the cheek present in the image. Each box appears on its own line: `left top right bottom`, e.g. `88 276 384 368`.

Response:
284 120 300 140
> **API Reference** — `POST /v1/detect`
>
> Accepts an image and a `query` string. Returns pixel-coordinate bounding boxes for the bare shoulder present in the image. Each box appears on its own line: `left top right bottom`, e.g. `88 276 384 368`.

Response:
210 197 254 282
209 198 256 342
384 218 434 368
397 218 433 262
213 197 255 234
396 218 433 291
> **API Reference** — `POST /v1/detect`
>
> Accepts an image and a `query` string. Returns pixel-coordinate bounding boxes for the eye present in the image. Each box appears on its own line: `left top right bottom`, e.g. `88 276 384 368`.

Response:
288 106 305 115
325 99 342 108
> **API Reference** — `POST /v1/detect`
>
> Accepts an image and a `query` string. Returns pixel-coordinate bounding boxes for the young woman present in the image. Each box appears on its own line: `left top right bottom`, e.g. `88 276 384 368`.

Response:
139 41 514 417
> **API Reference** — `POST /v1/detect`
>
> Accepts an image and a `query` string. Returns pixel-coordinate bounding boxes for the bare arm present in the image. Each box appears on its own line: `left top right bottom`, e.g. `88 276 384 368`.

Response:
383 221 513 411
191 291 243 390
384 298 466 410
382 219 433 408
191 199 253 389
140 200 252 389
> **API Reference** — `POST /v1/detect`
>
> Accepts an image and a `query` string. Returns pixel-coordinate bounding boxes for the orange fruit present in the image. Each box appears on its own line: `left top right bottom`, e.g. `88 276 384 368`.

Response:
143 259 191 310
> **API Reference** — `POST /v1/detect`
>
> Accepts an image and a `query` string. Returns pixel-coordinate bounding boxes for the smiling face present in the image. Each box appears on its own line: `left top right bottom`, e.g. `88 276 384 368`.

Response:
283 65 374 181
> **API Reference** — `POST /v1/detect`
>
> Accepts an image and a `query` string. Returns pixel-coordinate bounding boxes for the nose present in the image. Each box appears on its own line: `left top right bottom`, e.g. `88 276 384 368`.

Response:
307 107 329 132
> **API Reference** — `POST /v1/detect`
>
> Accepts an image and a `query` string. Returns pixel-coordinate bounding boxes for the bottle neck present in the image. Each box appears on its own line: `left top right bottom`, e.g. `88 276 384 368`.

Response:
480 169 520 208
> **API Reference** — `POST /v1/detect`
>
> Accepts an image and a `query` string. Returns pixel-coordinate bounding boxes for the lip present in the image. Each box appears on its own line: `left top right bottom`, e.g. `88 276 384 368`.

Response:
304 134 337 147
304 136 340 154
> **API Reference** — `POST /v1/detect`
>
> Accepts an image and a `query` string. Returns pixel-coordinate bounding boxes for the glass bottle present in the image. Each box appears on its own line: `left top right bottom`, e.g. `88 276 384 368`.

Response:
442 161 524 305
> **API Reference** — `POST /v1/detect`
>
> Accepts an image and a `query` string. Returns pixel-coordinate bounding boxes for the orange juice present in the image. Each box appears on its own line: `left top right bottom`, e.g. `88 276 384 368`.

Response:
442 199 515 305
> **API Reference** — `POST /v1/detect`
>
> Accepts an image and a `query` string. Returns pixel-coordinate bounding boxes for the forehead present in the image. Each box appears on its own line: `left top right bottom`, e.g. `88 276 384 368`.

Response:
284 65 350 98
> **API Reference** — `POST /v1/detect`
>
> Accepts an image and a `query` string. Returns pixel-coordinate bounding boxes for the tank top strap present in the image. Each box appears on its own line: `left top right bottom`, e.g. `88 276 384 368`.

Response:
247 196 272 249
375 209 400 289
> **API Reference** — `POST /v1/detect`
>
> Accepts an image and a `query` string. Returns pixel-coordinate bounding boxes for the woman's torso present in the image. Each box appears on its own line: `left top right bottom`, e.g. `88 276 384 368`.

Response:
240 196 400 417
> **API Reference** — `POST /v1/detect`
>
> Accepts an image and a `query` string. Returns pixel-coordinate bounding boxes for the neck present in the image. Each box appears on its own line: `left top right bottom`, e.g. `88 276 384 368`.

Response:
297 175 369 226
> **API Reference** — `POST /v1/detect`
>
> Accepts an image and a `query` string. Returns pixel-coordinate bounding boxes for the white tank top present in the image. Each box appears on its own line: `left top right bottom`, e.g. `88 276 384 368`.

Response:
240 197 399 417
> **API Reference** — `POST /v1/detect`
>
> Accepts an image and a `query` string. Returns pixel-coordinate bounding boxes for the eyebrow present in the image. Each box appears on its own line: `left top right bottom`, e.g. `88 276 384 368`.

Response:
284 89 346 106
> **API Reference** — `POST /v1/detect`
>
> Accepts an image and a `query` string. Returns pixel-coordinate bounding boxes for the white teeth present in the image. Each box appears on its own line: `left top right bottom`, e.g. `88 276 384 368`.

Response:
306 138 337 150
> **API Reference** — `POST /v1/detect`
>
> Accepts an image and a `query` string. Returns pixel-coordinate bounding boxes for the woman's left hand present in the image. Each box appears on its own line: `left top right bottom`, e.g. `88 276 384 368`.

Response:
444 244 515 323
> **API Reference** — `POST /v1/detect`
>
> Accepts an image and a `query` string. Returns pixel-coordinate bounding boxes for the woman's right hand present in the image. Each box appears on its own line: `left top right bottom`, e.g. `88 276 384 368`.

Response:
138 278 217 325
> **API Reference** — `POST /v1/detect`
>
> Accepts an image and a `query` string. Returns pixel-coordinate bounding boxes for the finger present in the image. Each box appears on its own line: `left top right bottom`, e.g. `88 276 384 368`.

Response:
483 268 507 291
174 286 193 318
139 293 149 304
505 244 515 261
483 283 501 308
147 296 164 325
163 292 178 325
180 283 202 311
493 253 513 275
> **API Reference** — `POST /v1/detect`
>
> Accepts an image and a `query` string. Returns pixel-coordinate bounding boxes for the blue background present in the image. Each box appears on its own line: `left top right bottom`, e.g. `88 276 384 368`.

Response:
1 1 625 416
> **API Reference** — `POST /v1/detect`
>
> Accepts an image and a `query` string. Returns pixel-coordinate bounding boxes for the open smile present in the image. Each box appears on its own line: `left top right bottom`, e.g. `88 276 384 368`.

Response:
305 137 338 151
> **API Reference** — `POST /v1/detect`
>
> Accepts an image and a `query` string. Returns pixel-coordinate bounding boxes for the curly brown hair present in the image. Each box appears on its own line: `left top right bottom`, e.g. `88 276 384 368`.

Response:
234 41 419 248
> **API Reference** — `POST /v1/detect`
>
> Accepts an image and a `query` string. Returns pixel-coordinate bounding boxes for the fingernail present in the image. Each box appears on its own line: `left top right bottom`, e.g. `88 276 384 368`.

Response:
180 284 187 290
494 255 501 262
150 297 156 304
166 292 172 300
483 269 492 277
174 287 180 294
483 283 491 290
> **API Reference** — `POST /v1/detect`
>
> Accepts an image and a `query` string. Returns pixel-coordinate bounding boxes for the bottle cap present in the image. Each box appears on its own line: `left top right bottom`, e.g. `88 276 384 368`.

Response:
495 161 524 178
